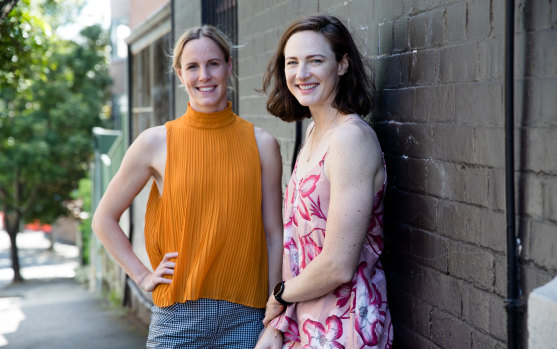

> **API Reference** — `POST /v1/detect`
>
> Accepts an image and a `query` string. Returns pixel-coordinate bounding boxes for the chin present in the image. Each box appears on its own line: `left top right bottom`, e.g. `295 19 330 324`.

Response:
296 98 317 107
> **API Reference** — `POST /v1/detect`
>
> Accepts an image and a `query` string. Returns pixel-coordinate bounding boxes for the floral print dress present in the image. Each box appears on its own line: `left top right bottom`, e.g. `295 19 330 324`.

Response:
270 137 394 348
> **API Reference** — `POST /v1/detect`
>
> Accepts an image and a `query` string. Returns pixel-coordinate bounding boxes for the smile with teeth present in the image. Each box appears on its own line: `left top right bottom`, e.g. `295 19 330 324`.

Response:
299 83 318 90
198 86 216 92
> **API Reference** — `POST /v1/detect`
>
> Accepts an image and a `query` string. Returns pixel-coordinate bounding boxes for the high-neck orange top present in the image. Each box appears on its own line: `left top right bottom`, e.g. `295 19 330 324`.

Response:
144 102 268 308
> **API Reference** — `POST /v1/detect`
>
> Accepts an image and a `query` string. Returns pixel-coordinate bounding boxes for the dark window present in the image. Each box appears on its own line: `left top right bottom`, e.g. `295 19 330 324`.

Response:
130 32 173 139
202 0 239 114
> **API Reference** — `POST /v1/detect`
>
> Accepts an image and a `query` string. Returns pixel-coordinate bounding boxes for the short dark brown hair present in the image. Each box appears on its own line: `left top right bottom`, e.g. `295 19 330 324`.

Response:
262 15 374 122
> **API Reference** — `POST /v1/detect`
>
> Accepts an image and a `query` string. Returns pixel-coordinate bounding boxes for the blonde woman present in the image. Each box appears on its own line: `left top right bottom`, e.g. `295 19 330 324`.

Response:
93 25 283 348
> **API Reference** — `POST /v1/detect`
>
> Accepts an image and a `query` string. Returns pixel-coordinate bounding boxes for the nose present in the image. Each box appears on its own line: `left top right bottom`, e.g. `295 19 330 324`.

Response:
199 65 211 81
296 63 310 81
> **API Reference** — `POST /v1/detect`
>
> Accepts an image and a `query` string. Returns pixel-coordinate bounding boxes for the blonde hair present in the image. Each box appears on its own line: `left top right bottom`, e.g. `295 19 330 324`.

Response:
172 25 232 74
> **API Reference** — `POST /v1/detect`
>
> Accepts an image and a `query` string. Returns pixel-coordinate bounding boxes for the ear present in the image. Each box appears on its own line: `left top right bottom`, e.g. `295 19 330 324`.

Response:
176 68 185 85
227 58 233 77
338 54 349 76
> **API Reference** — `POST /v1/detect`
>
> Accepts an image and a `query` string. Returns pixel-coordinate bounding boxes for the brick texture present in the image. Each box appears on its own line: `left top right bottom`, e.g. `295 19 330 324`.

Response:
129 0 169 30
233 0 557 347
239 0 546 348
363 0 557 347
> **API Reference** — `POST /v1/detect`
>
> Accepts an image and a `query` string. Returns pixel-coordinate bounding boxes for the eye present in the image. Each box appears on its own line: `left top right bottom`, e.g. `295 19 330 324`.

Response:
285 60 297 66
186 64 198 70
309 59 323 64
208 61 220 67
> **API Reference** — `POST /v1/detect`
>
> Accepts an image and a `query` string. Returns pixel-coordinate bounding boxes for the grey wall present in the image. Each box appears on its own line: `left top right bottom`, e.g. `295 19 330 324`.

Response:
237 0 557 348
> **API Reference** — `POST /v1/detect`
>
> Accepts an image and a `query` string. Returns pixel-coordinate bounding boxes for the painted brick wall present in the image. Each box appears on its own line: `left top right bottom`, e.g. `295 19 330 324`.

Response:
129 0 170 30
238 0 556 348
514 0 557 346
112 0 556 345
238 0 319 187
368 0 509 347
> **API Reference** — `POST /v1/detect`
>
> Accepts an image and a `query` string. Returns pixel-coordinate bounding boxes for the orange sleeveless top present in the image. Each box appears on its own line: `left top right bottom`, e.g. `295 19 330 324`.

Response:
144 102 268 308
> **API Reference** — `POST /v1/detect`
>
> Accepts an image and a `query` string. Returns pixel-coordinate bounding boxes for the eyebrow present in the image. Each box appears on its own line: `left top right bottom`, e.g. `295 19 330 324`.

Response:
284 54 327 60
184 57 223 65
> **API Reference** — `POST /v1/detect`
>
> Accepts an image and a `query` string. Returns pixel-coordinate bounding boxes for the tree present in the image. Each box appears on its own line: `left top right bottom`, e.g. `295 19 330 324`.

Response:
0 0 111 282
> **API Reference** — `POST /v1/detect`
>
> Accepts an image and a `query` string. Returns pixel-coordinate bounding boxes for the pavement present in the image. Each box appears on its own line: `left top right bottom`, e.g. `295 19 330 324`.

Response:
0 230 149 348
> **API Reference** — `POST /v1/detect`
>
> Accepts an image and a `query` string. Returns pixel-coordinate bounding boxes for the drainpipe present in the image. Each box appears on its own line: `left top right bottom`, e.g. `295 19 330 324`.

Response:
504 0 524 348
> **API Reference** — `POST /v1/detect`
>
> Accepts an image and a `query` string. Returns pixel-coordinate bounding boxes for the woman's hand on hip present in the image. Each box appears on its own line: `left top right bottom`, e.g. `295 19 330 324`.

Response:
137 252 178 292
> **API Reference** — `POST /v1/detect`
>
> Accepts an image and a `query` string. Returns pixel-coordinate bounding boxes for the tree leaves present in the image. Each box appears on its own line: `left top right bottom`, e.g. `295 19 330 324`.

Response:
0 0 111 224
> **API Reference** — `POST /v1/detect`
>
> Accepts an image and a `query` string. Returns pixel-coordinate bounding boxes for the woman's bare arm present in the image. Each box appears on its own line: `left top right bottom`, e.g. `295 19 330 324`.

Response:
263 120 384 324
254 126 284 295
91 126 176 292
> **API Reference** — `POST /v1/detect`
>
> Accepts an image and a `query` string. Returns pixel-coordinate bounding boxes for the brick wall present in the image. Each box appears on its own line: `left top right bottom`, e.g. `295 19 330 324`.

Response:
514 0 557 344
238 0 557 348
369 0 509 346
238 0 319 187
129 0 170 30
114 0 555 345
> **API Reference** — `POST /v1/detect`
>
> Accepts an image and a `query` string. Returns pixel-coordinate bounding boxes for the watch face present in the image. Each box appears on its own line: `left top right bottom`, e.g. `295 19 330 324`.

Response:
273 282 283 296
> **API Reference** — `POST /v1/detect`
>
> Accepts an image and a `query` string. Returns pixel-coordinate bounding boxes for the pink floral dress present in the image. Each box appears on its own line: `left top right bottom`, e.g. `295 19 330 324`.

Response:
270 137 394 348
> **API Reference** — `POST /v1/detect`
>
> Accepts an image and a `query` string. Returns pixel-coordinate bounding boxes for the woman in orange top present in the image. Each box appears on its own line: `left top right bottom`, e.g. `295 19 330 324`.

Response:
92 25 283 348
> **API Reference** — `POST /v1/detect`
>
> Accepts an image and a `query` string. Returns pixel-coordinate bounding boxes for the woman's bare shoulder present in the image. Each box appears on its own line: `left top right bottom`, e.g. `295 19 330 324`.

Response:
332 115 380 152
124 125 167 167
137 125 167 147
254 126 279 149
327 115 383 177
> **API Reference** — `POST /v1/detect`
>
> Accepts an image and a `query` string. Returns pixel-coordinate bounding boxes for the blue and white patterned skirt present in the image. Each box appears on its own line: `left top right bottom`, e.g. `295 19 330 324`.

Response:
146 298 265 348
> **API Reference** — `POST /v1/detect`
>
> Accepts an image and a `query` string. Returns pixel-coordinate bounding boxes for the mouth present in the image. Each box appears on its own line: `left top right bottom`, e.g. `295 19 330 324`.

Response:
197 86 217 92
297 83 319 91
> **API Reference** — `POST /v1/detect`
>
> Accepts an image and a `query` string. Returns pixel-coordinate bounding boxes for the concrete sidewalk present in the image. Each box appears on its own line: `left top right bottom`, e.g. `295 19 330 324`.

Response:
0 231 148 348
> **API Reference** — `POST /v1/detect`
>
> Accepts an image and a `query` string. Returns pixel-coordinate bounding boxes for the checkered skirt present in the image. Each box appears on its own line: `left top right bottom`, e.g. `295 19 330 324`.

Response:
146 298 264 348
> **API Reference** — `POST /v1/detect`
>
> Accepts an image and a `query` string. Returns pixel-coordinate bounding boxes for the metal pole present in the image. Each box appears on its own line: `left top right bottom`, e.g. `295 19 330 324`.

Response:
504 0 524 347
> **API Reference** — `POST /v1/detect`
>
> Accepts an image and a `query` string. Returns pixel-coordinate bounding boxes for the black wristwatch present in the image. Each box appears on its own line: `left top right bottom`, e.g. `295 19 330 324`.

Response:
273 281 292 307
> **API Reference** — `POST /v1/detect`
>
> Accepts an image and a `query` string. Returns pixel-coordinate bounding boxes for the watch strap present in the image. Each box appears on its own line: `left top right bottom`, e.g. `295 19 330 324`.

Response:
273 281 292 307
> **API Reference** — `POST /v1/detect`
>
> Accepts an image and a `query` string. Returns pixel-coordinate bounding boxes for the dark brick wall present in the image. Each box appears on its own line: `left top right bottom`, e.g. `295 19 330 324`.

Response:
366 0 556 348
514 0 557 345
117 0 555 346
237 0 557 348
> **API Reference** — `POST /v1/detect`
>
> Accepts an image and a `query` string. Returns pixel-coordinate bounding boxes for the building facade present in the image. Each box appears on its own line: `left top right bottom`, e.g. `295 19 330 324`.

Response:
91 0 557 347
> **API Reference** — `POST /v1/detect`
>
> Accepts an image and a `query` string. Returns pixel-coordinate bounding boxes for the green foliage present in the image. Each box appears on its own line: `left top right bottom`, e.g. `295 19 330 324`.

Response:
0 0 49 90
0 0 112 226
38 0 86 30
72 176 92 265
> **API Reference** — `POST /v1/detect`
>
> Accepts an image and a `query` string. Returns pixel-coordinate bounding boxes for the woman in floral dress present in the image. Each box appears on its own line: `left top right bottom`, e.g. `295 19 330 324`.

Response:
255 15 394 348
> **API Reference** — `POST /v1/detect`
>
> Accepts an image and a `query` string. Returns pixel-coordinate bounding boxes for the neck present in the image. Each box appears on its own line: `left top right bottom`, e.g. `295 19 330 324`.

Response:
189 100 229 114
184 101 235 129
310 104 340 131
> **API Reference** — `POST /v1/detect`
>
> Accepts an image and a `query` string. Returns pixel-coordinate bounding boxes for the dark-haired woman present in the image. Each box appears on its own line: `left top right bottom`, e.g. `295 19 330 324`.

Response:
255 15 393 348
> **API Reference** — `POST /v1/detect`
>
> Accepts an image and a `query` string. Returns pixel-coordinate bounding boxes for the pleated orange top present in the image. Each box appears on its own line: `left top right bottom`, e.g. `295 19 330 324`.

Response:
144 102 268 308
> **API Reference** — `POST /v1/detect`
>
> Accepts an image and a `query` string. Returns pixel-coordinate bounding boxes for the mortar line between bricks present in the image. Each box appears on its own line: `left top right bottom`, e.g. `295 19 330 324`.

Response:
387 223 508 257
382 154 497 170
387 187 505 214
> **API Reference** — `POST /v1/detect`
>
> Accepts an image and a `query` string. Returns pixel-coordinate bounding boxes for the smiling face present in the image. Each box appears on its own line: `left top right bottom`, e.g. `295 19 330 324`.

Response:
177 36 232 113
283 30 348 111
